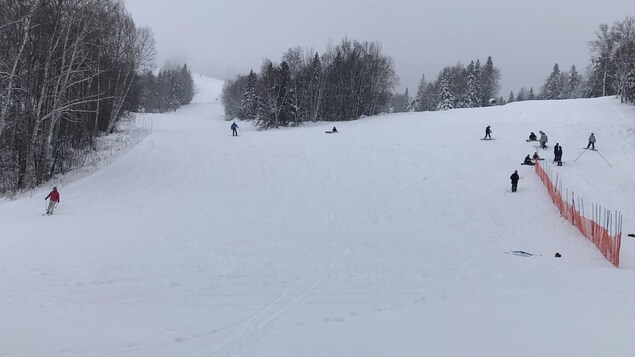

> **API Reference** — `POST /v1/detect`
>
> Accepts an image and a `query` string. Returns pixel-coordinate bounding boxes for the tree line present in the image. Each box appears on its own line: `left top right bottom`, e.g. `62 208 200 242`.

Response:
586 16 635 103
505 16 635 105
221 38 398 128
0 0 194 193
136 65 195 113
401 56 501 112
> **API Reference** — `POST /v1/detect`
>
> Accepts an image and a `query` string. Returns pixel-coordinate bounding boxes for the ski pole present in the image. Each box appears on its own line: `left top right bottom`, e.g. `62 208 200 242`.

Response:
573 149 588 163
595 150 613 168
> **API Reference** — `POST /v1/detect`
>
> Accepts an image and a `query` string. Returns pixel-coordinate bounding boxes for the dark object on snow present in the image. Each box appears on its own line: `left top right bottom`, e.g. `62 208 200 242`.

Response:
505 250 541 257
528 132 537 141
522 155 535 166
326 127 338 134
555 252 562 258
510 170 519 192
484 126 492 140
628 234 635 238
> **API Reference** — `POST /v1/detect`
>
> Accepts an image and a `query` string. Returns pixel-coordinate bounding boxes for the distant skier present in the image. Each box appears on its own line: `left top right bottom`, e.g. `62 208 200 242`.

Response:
556 145 563 166
586 133 596 150
231 122 239 137
510 170 519 192
45 187 60 215
522 155 535 166
533 152 543 161
528 132 537 141
553 143 560 161
539 131 548 149
484 126 492 140
332 126 338 133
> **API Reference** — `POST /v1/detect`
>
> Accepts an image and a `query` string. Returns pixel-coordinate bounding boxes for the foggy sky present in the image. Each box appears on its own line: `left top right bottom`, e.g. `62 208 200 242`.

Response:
124 0 635 98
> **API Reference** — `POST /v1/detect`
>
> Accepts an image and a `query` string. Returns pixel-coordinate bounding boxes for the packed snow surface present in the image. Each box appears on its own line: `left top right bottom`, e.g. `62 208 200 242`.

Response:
2 75 635 356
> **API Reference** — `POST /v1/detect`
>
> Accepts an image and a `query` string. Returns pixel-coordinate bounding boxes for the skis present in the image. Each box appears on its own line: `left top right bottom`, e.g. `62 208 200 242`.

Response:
480 138 495 140
505 250 541 257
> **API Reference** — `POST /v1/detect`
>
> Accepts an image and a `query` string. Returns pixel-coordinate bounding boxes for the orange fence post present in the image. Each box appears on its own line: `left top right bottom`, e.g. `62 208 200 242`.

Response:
533 161 621 267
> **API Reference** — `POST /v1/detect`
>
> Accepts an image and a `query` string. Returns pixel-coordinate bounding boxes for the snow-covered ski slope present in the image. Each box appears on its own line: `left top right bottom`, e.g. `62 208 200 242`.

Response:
2 75 635 356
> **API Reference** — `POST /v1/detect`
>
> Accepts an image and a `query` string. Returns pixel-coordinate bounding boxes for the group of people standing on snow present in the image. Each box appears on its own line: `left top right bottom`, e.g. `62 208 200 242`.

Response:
508 128 598 192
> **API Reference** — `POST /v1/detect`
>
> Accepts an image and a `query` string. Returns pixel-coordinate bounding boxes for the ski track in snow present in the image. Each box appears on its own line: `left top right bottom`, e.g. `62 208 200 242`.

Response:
2 75 635 356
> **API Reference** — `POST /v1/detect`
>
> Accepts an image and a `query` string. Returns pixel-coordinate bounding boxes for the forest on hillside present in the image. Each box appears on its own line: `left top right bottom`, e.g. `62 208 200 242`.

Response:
222 16 635 125
0 0 194 193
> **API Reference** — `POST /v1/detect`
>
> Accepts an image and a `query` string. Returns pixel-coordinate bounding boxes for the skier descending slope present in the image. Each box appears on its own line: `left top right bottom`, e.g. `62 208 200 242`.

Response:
45 187 60 215
231 121 239 136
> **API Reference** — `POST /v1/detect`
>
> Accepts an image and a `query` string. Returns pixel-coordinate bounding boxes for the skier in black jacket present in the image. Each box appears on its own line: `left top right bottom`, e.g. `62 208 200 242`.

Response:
510 170 519 192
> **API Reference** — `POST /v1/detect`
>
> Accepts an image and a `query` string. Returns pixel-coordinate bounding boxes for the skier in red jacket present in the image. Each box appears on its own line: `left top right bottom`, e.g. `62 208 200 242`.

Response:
45 187 60 215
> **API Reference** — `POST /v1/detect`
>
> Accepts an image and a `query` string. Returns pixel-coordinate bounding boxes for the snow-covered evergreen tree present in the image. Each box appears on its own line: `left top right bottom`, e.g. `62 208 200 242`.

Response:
516 87 528 101
438 74 455 110
480 56 500 106
392 88 410 113
240 70 259 119
508 91 515 103
177 64 195 106
413 75 426 111
567 65 582 99
277 61 296 126
542 63 563 100
528 87 536 100
464 61 480 108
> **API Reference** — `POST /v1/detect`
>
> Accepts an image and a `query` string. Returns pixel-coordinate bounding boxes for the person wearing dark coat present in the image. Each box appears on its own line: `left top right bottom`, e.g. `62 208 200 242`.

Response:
522 155 535 166
484 126 492 140
332 126 338 133
510 171 519 192
528 132 537 141
556 145 563 166
231 122 239 136
553 143 560 161
533 152 543 161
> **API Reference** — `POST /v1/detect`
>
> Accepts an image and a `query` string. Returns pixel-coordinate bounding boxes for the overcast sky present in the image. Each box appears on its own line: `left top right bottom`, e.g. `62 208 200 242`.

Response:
124 0 635 97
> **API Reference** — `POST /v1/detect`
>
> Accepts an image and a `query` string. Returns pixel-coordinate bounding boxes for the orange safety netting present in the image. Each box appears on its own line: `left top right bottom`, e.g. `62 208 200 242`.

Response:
534 162 621 267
